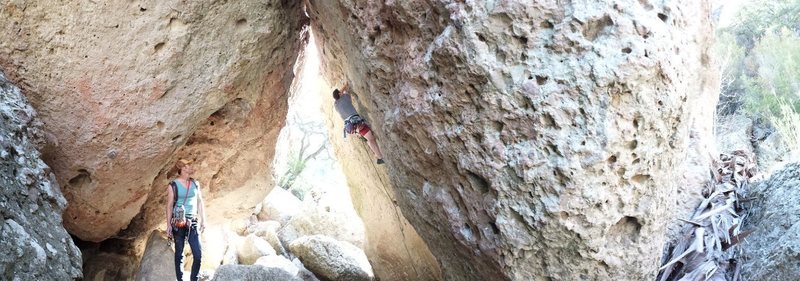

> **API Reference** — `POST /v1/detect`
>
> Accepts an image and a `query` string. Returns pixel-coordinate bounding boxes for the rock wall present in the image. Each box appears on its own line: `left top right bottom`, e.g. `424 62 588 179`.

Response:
307 0 717 280
0 0 307 242
742 162 800 280
0 72 82 280
321 95 444 280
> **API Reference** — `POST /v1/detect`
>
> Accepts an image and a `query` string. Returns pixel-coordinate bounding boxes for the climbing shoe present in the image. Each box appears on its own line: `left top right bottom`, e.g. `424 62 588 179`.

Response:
377 159 385 165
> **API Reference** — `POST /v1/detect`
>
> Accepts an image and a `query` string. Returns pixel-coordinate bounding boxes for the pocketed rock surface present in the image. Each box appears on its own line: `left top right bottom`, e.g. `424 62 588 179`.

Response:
307 0 718 280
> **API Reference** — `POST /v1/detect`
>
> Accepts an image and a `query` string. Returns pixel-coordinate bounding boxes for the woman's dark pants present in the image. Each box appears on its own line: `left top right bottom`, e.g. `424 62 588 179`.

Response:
173 223 201 281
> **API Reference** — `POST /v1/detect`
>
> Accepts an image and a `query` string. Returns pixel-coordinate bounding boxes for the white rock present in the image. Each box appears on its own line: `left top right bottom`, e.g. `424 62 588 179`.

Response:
211 264 301 281
254 255 299 277
30 241 46 267
278 207 365 248
237 234 276 265
251 224 287 257
222 242 239 265
288 235 373 281
258 188 302 223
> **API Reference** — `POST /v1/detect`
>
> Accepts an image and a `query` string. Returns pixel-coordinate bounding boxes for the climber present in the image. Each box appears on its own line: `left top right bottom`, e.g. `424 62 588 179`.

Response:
166 159 206 281
332 82 385 164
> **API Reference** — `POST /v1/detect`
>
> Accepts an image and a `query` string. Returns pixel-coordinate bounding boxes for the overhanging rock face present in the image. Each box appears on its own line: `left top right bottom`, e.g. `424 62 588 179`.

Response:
307 0 716 280
0 1 306 242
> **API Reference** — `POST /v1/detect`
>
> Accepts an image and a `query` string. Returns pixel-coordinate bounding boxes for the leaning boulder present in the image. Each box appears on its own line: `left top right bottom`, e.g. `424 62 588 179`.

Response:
306 0 718 279
288 235 374 281
135 231 174 281
0 0 307 243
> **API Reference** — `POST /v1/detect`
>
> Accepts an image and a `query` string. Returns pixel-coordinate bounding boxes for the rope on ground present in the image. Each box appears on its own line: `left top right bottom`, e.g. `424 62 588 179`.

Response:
656 150 757 281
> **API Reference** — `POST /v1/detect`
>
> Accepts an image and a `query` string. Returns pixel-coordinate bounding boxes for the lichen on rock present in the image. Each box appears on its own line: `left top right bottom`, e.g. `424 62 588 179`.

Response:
0 72 82 280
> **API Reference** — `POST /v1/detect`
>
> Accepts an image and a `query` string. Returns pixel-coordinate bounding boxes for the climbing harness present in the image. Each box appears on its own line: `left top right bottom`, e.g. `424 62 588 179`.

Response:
171 179 194 229
343 114 366 138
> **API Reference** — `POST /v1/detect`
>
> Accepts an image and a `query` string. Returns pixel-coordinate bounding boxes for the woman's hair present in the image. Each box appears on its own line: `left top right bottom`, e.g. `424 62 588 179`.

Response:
174 159 192 175
332 89 341 100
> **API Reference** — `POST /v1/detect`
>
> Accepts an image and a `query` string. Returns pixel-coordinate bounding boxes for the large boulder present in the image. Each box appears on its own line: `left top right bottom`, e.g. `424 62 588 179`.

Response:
258 187 303 224
248 222 287 257
0 72 82 280
307 0 718 280
0 0 307 242
222 240 239 266
742 162 800 280
246 220 282 236
197 226 230 270
135 231 174 281
289 235 374 281
211 264 301 281
279 206 365 249
293 258 322 281
237 234 276 265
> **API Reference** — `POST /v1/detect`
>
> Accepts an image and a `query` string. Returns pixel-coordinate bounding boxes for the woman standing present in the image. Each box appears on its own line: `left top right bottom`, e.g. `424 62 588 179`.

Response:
166 159 206 281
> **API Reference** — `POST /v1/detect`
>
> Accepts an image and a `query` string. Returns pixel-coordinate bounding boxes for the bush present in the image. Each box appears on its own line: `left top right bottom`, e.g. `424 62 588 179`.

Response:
715 0 800 153
740 28 800 116
714 32 746 115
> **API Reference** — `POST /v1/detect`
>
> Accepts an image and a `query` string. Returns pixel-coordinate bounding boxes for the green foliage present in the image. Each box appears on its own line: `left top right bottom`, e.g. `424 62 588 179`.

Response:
277 149 307 191
715 0 800 150
725 0 800 48
276 120 328 200
277 149 318 201
739 28 800 116
290 188 304 200
771 99 800 149
715 32 747 114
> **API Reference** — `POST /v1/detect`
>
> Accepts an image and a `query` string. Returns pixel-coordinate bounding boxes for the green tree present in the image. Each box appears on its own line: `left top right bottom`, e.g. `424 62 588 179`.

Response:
276 118 328 200
727 0 800 49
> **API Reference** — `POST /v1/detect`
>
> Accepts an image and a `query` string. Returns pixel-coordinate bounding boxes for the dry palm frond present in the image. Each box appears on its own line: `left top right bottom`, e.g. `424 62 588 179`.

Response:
656 150 756 281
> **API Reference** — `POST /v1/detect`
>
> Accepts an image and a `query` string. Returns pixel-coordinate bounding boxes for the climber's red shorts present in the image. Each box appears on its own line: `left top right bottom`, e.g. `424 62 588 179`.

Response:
356 123 371 137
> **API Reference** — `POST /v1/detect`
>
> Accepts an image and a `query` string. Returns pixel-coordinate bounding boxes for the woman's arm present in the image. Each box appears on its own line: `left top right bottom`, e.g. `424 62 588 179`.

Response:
197 186 207 232
166 184 175 237
341 81 350 94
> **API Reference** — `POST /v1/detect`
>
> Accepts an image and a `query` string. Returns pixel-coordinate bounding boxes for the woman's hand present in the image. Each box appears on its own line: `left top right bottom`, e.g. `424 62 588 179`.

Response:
167 223 173 238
